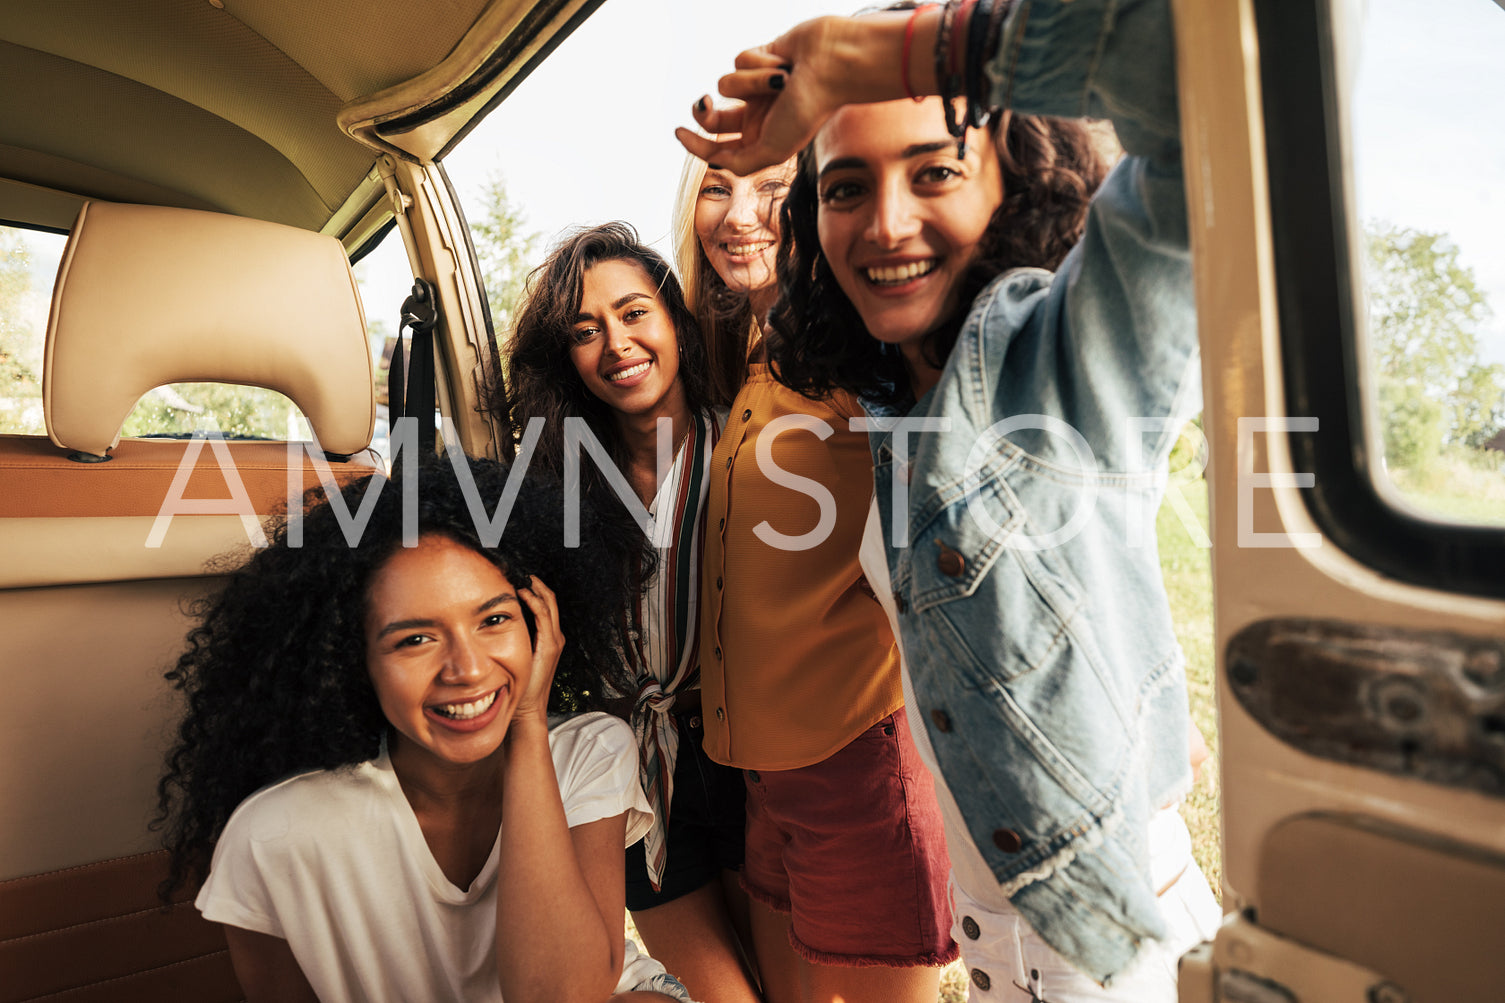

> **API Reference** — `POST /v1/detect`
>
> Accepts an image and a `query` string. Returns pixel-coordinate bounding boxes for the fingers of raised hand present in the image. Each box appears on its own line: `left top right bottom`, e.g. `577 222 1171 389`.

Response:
717 68 789 102
733 43 788 71
674 131 787 178
689 98 746 137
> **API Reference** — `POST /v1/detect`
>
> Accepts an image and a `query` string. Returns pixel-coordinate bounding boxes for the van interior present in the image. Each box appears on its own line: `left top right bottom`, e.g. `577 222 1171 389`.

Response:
2 1 1504 1001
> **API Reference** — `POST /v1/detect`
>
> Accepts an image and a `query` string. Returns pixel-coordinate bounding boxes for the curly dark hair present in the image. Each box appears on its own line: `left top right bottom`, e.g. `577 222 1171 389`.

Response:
154 452 640 898
766 108 1110 407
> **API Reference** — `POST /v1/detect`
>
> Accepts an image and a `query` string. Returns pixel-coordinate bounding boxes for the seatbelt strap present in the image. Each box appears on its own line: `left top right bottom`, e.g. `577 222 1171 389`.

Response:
390 278 439 452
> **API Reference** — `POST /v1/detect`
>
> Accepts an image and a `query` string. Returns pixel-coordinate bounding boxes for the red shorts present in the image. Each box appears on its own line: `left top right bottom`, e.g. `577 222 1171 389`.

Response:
741 711 958 968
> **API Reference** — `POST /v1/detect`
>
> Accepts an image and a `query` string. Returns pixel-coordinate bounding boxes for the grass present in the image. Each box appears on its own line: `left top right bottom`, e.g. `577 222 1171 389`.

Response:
1388 449 1505 525
628 477 1223 1003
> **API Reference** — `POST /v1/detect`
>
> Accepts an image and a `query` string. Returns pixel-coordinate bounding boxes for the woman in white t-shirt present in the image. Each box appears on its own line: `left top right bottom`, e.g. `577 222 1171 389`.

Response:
155 453 693 1003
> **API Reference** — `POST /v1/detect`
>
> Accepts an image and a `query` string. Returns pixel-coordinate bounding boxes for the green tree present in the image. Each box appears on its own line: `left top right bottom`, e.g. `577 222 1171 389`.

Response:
1 229 38 391
467 171 540 335
1363 221 1500 460
121 382 300 440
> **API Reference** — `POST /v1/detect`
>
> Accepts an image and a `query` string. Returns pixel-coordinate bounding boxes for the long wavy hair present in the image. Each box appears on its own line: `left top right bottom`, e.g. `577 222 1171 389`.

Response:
767 106 1111 407
154 453 643 898
490 222 712 477
488 222 712 604
671 151 757 407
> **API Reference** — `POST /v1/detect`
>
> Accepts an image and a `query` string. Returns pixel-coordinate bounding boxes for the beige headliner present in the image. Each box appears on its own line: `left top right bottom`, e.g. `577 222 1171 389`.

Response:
0 0 600 242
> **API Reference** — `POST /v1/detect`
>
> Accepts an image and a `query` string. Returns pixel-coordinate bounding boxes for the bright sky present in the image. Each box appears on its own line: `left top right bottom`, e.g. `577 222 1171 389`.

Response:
442 0 854 256
1351 0 1505 362
426 0 1505 364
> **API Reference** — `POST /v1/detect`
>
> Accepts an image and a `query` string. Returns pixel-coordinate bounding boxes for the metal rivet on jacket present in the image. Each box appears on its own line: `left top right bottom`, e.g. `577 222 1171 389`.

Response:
992 828 1023 853
936 542 965 577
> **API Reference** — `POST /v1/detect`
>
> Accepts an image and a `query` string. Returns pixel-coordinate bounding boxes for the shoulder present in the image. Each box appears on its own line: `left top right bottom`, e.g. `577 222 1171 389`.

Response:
548 712 635 774
217 763 382 848
196 763 384 936
971 267 1055 335
548 713 652 842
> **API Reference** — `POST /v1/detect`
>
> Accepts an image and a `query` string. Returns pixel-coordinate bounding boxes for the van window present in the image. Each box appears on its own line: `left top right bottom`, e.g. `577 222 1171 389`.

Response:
0 223 63 436
1256 0 1505 597
1353 0 1505 525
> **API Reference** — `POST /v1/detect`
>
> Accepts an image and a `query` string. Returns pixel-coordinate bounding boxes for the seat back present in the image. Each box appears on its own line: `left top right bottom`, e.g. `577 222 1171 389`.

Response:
0 201 384 1000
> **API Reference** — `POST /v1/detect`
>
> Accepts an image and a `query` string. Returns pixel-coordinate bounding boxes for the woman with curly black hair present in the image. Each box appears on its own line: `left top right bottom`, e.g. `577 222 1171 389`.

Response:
492 224 758 1003
155 453 692 1003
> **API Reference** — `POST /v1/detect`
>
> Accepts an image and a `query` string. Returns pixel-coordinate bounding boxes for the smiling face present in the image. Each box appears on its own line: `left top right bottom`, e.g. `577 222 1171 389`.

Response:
364 534 532 777
568 258 688 427
813 99 1003 367
694 160 795 297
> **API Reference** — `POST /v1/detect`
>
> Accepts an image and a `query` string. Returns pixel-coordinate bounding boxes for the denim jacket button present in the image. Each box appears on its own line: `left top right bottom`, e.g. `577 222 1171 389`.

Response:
929 709 952 732
992 828 1023 853
970 969 992 991
961 915 981 940
936 543 965 577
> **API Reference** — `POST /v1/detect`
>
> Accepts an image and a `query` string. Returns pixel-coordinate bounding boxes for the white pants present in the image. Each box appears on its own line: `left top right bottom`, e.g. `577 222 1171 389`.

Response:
950 809 1221 1002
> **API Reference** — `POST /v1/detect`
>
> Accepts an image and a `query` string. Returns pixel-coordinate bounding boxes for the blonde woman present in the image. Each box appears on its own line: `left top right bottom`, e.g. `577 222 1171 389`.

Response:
674 150 957 1003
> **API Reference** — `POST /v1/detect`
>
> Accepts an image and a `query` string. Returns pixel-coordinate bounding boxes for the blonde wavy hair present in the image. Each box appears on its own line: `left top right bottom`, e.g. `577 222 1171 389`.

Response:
670 149 759 407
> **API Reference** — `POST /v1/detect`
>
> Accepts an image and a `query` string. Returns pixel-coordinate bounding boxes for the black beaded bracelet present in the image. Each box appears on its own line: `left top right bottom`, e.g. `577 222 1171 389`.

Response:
964 0 1002 128
934 0 968 158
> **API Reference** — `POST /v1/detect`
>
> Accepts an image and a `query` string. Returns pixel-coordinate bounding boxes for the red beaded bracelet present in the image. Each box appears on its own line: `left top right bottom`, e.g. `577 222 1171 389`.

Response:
901 4 937 102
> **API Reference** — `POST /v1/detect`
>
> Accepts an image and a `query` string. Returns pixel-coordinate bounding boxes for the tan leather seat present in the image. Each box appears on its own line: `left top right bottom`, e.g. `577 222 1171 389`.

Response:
0 201 384 1001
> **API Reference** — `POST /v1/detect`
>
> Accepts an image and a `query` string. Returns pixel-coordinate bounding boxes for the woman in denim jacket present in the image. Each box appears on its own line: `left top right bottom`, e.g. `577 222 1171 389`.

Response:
678 0 1219 995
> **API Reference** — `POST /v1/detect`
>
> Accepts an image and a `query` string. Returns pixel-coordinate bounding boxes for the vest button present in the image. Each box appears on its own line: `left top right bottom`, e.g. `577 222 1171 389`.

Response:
936 544 965 577
992 828 1023 853
716 576 723 590
714 646 722 660
715 707 724 720
961 915 980 940
930 709 952 732
726 456 733 469
970 969 992 991
718 518 725 531
742 409 752 421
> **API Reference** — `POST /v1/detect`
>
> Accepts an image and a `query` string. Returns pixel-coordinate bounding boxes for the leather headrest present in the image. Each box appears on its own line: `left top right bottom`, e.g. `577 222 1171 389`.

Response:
44 201 375 457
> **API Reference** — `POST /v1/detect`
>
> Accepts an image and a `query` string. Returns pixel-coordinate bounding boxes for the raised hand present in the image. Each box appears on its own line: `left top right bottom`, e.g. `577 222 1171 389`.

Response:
674 12 922 175
512 576 564 724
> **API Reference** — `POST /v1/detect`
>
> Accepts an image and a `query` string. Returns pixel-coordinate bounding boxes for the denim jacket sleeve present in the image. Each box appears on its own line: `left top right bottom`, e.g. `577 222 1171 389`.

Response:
870 0 1202 984
978 0 1200 475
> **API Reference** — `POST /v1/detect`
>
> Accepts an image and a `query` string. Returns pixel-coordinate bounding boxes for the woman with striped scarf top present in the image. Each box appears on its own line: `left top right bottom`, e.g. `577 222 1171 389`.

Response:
493 221 758 1003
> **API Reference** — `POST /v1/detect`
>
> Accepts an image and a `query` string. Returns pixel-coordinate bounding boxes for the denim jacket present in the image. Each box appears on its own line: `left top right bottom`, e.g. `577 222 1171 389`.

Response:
865 0 1201 982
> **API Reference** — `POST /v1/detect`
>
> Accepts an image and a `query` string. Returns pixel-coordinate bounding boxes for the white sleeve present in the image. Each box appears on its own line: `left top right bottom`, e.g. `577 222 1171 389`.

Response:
193 795 288 939
549 712 654 846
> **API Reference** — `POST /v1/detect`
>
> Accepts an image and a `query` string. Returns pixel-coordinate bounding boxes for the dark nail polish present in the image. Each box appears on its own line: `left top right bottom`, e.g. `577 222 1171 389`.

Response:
708 163 725 171
779 63 793 73
696 96 707 113
769 73 785 91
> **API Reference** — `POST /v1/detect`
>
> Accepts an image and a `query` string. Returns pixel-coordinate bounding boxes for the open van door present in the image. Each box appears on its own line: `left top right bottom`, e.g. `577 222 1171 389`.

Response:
1175 1 1505 1001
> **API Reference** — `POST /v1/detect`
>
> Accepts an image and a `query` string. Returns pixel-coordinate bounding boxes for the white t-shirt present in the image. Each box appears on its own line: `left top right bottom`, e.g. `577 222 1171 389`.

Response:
196 712 657 1003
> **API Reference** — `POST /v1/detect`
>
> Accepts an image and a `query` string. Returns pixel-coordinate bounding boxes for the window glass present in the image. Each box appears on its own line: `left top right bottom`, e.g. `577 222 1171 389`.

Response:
1353 0 1505 523
0 224 64 436
352 224 413 462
